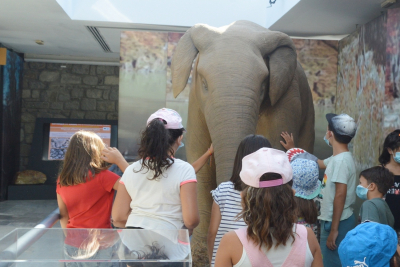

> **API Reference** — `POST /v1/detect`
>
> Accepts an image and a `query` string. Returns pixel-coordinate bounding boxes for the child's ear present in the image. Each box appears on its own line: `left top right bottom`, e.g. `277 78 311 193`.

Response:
370 183 377 191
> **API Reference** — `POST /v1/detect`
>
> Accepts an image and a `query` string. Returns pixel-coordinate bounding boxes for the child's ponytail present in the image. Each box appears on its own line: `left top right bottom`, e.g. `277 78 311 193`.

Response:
136 118 184 180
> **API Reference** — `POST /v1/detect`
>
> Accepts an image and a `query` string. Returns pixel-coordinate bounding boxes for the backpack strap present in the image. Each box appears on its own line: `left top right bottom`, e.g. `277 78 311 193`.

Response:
235 227 273 267
281 224 307 267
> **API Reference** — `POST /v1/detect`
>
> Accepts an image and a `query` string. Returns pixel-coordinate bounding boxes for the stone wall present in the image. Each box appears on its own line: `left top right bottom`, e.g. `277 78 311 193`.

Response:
20 62 119 171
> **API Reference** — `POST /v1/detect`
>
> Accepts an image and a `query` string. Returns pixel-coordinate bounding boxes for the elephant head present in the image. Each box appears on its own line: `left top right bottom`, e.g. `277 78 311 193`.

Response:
171 21 300 184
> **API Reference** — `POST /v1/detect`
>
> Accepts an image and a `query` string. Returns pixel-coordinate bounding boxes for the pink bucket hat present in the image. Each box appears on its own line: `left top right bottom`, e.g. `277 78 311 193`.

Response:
147 108 184 130
240 148 293 188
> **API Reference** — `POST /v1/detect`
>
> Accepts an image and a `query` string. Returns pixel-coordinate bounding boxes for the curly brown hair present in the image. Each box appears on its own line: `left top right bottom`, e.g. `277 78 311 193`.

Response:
239 173 297 250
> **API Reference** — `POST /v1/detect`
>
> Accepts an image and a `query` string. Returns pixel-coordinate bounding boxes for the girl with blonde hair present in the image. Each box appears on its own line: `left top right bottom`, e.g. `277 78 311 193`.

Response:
57 130 122 229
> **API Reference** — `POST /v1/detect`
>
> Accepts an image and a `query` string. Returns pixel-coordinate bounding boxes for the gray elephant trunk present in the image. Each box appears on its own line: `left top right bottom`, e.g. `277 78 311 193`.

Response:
205 96 259 185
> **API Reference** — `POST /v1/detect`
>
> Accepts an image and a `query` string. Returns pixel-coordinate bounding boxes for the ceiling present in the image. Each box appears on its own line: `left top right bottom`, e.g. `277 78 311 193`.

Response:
0 0 391 65
270 0 385 37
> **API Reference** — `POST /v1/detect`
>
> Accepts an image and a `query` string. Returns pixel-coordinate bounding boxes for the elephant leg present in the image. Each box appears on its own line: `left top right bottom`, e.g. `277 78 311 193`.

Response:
186 95 216 267
256 79 303 150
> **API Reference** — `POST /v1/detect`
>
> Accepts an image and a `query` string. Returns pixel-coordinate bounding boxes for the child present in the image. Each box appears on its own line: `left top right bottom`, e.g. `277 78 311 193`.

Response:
214 148 322 267
339 222 398 267
357 166 394 226
281 113 357 266
110 108 200 231
56 131 123 265
207 135 272 266
378 130 400 234
287 148 321 237
57 130 122 229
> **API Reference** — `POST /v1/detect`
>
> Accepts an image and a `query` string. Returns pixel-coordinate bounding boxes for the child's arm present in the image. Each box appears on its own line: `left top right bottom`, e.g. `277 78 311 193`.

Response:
207 201 222 263
360 201 380 223
112 183 132 228
102 147 129 173
327 182 347 250
192 144 213 174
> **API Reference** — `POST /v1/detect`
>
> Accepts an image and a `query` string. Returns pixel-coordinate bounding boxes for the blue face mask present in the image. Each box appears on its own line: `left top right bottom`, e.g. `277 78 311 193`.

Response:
394 152 400 164
176 142 184 152
323 135 332 147
356 184 370 200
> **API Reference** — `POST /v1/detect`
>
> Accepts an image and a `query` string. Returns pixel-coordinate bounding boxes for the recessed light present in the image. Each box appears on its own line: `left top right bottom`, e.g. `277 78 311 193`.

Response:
35 40 44 45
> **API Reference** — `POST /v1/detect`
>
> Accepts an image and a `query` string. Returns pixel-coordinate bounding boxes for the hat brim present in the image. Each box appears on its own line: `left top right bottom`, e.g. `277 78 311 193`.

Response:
294 180 321 200
326 113 337 123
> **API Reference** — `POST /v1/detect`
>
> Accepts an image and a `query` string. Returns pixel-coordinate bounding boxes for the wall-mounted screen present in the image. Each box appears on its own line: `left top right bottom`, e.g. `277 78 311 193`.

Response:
47 123 111 160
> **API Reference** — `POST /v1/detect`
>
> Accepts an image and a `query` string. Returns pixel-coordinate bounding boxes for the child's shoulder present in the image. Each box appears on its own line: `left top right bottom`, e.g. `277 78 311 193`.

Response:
216 181 235 191
362 198 384 209
328 152 355 167
332 151 353 161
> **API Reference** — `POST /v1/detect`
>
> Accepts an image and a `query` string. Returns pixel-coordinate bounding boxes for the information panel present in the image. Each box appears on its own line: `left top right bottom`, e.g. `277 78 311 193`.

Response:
48 123 111 160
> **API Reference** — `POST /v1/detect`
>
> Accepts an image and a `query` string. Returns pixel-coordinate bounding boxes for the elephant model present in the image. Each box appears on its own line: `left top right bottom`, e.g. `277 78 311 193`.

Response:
171 20 315 265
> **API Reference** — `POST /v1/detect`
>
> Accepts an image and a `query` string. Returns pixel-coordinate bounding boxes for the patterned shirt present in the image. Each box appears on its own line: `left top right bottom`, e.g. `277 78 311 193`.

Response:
210 181 247 267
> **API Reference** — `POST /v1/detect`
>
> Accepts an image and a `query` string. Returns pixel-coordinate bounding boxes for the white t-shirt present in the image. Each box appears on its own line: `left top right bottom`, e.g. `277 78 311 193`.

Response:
121 159 196 229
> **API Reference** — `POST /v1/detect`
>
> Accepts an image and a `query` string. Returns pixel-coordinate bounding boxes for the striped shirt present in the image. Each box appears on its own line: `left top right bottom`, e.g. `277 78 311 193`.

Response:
211 181 247 266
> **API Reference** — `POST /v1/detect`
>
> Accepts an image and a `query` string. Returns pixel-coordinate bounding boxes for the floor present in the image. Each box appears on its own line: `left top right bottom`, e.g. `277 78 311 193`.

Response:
0 200 60 239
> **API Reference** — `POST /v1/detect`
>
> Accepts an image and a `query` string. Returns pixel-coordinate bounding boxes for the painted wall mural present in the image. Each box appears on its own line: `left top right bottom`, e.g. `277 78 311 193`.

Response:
119 32 339 162
293 39 338 161
336 9 400 173
385 8 400 134
0 49 23 200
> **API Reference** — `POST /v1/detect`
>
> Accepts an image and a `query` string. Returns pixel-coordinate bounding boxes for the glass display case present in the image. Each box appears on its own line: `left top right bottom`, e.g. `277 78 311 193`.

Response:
0 228 191 266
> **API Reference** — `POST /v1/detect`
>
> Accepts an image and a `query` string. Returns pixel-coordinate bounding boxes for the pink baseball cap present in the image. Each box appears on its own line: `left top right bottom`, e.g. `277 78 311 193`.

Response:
147 108 185 130
240 148 293 188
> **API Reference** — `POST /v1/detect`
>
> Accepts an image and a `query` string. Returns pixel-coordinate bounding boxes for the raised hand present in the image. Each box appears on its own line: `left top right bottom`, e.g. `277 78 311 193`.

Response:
280 132 295 150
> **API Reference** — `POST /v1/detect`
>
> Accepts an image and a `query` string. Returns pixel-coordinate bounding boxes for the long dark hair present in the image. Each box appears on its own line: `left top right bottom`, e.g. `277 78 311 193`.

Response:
230 135 272 191
135 119 184 180
379 129 400 165
239 173 296 250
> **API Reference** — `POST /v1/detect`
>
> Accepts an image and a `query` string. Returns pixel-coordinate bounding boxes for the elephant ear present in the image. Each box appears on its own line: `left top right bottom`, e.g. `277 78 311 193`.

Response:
171 24 217 98
257 31 297 106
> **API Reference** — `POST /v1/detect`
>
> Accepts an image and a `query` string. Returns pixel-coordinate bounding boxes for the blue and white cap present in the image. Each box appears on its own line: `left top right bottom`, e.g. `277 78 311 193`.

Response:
339 222 397 267
326 113 357 141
